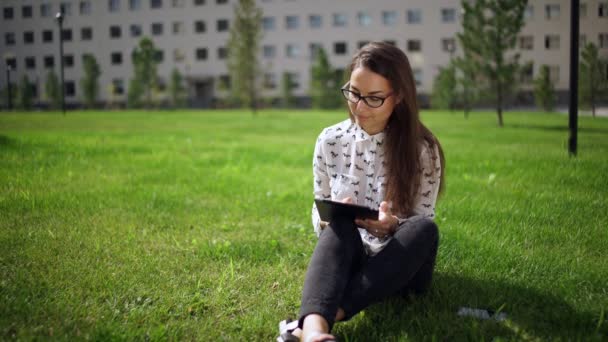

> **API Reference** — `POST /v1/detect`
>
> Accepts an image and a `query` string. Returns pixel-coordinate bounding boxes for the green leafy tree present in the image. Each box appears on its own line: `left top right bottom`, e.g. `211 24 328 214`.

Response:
127 78 143 108
80 54 101 109
169 68 186 108
131 37 159 108
45 70 61 110
579 43 608 117
281 72 296 108
17 75 34 110
226 0 263 114
458 0 528 127
534 65 556 112
454 54 480 118
310 47 341 109
431 63 457 111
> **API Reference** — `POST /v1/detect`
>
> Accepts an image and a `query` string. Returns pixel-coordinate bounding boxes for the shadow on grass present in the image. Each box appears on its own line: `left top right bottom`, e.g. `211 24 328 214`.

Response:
334 272 605 341
0 135 16 147
505 124 608 134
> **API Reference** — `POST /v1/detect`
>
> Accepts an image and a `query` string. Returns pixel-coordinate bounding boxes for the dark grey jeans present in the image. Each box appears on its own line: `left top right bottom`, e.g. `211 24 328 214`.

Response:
298 215 439 331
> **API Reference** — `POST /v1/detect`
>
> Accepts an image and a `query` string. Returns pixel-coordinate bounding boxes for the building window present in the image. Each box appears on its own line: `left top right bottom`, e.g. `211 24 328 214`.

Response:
548 65 559 82
24 31 35 44
286 15 299 29
6 58 17 69
334 42 347 55
109 0 120 12
413 69 422 86
194 0 205 5
358 41 370 49
407 39 422 52
217 0 228 4
80 1 92 15
25 57 36 70
545 4 560 20
62 29 73 42
195 47 208 60
217 19 229 32
580 3 587 18
4 7 14 19
382 11 397 26
407 9 422 24
4 32 15 46
524 5 534 20
81 27 93 40
173 49 185 62
263 45 276 58
172 0 185 7
519 36 533 50
60 2 72 15
263 17 275 30
64 55 74 68
309 43 322 61
112 79 125 95
286 72 300 89
194 20 206 33
520 64 533 83
173 22 184 35
130 0 142 10
333 13 347 27
111 52 122 65
357 12 371 27
65 81 76 97
600 33 608 48
217 47 228 59
43 30 53 43
22 5 33 18
154 50 164 63
263 73 276 89
110 26 122 39
151 0 163 9
309 15 322 28
41 3 53 17
130 24 142 37
44 56 55 68
286 44 300 58
151 23 163 36
218 75 231 90
545 35 560 50
441 38 456 53
600 2 608 17
580 34 587 47
441 8 456 23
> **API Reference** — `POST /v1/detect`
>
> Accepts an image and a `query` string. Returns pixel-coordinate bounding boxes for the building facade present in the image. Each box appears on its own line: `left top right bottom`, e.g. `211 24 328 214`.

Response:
1 0 607 108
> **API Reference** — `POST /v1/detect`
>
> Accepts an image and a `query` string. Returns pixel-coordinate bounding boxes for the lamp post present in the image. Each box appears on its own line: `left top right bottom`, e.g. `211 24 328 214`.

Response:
568 0 579 156
56 10 66 115
5 62 12 111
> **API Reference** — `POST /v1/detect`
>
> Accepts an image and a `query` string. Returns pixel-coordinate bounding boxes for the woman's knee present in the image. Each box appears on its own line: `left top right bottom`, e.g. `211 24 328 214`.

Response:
394 217 439 248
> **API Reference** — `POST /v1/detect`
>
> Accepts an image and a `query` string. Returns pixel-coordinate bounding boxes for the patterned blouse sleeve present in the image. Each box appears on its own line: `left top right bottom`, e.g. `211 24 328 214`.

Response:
311 131 330 237
409 142 442 220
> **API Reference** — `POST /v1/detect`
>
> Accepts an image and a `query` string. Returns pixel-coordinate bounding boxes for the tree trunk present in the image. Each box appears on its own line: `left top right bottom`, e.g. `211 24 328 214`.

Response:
496 80 504 127
591 79 596 117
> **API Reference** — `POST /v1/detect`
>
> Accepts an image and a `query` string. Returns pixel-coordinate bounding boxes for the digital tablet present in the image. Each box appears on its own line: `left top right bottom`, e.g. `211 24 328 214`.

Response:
314 199 379 222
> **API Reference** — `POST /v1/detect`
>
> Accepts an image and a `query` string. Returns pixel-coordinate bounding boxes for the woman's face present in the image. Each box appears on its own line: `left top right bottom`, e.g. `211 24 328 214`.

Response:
346 66 397 135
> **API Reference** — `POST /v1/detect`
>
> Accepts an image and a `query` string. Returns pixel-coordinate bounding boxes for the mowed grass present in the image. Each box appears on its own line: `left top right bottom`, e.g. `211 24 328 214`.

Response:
0 109 607 341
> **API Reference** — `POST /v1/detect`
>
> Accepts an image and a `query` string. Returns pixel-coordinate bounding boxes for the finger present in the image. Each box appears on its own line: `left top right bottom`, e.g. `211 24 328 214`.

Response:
380 201 391 214
342 197 353 204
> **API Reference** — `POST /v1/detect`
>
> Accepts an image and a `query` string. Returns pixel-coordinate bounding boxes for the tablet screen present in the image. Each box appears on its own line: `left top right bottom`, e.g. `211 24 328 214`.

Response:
314 199 379 222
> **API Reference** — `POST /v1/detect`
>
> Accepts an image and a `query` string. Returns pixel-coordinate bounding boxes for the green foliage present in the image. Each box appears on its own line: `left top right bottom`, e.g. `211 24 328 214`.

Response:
533 65 556 112
457 0 528 126
281 72 296 108
310 47 342 109
579 43 608 117
227 0 263 114
130 37 159 108
169 68 187 109
0 110 607 340
45 70 61 110
454 56 479 118
16 75 34 111
431 63 457 111
80 54 101 109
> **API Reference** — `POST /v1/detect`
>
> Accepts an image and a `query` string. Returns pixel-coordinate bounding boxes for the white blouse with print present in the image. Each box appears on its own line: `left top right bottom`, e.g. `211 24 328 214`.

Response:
311 119 442 256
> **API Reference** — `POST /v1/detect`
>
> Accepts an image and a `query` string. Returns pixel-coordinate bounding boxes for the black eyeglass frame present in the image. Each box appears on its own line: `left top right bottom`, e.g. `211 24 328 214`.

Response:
340 83 393 108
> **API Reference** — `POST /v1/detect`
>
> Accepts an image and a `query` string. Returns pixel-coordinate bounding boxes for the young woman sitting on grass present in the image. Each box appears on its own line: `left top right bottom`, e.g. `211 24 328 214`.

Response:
278 42 446 342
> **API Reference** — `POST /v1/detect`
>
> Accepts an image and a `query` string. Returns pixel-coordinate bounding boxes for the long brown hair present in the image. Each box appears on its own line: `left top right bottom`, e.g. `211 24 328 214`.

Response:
347 41 445 216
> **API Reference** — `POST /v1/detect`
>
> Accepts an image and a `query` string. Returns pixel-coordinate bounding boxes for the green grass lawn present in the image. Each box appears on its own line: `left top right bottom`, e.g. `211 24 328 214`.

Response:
1 109 607 341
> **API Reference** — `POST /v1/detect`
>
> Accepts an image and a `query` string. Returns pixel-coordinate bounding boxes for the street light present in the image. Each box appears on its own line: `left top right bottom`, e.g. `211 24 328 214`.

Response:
56 10 66 115
5 62 12 111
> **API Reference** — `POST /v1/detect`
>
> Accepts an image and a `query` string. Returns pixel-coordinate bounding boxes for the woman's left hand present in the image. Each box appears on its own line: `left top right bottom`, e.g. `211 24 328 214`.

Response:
355 201 399 238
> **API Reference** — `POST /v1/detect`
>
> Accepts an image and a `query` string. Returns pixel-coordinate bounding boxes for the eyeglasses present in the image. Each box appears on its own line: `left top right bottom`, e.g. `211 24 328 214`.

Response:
340 84 393 108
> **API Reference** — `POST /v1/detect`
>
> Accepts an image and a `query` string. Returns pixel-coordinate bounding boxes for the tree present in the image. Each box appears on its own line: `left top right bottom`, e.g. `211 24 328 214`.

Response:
169 68 186 108
80 54 101 109
534 65 556 112
310 47 341 109
457 0 528 127
579 43 608 117
454 54 479 118
131 37 159 108
45 70 61 110
226 0 263 114
127 78 143 108
281 72 296 108
17 75 34 110
431 63 457 111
